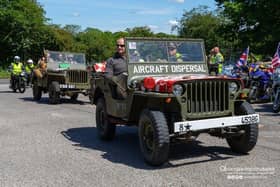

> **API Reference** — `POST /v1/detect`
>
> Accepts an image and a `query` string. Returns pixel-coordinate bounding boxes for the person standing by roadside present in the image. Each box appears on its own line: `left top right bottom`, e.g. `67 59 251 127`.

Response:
209 47 224 75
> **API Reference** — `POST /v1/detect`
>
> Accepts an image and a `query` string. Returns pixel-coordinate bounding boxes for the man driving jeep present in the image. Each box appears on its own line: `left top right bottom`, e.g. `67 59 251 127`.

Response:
105 37 128 98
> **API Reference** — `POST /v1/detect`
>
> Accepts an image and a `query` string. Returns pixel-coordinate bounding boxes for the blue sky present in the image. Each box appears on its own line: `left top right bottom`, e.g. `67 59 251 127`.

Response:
37 0 217 34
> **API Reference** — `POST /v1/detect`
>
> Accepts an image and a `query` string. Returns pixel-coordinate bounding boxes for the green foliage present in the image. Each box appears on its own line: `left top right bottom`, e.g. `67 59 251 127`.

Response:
0 0 47 65
216 0 280 56
76 28 115 62
176 6 226 53
0 67 10 78
1 0 279 67
125 26 154 37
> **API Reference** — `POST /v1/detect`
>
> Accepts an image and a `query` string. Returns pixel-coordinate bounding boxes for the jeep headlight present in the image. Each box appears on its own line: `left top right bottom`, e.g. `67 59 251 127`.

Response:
229 82 238 93
173 84 184 96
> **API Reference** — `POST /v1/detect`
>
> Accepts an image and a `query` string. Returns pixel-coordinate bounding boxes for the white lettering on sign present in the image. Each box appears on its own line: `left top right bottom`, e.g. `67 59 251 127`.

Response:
133 65 169 74
170 64 206 73
133 64 206 74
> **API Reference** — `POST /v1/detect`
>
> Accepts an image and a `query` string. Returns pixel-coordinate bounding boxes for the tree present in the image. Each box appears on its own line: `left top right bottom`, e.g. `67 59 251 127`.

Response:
125 26 154 37
76 28 115 62
216 0 280 56
176 6 226 53
0 0 47 65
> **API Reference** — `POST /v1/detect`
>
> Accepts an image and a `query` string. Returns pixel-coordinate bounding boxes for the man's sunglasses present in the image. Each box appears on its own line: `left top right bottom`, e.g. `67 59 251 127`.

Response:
116 44 125 47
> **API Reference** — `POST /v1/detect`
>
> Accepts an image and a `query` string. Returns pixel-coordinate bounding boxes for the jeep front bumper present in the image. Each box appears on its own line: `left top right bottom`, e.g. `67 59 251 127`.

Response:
174 114 259 133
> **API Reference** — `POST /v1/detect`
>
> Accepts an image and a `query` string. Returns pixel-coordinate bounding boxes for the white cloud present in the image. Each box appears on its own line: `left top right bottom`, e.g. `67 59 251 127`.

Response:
148 25 159 30
135 8 172 15
168 20 179 26
72 12 80 17
169 0 185 3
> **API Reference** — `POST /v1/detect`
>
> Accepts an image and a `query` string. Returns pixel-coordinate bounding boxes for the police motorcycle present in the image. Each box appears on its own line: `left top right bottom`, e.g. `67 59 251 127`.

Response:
247 64 272 102
10 71 27 93
25 59 34 86
9 56 27 93
272 66 280 113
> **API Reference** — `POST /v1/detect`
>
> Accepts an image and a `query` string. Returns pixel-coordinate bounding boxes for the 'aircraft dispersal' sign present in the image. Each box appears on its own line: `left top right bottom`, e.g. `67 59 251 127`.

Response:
132 64 207 74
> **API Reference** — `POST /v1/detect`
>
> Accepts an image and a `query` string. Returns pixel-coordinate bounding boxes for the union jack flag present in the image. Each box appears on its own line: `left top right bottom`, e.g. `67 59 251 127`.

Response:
272 42 280 68
94 61 106 72
237 47 249 66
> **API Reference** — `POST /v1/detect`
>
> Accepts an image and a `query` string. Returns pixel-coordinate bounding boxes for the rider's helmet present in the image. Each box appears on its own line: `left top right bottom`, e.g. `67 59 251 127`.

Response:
14 56 20 62
27 59 33 64
259 64 266 70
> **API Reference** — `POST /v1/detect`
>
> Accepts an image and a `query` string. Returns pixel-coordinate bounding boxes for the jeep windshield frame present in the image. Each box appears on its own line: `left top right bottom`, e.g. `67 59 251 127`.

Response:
125 37 208 82
45 50 86 71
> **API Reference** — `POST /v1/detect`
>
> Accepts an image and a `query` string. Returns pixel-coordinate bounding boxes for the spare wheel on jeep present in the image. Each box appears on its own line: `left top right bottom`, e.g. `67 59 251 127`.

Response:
138 109 170 166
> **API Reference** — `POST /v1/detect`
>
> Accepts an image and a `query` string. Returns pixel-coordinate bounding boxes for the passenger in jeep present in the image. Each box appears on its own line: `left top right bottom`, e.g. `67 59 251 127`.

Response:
168 42 183 62
105 37 128 99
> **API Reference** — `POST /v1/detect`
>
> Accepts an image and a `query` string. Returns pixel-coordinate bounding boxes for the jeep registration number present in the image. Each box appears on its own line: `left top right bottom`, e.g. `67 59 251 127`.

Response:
241 115 259 124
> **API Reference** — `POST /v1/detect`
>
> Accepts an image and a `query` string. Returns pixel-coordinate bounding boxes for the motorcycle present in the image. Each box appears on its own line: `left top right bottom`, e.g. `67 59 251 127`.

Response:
272 67 280 113
222 64 250 88
247 65 272 102
10 71 27 93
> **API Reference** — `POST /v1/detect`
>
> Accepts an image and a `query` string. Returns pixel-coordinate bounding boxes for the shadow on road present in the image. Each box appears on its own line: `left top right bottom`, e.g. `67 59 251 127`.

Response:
254 103 280 116
61 126 241 169
19 96 90 105
0 90 15 93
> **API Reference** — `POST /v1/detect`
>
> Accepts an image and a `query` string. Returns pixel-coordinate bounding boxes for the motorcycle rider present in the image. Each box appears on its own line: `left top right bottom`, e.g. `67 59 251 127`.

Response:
9 56 24 88
25 59 35 86
250 64 272 99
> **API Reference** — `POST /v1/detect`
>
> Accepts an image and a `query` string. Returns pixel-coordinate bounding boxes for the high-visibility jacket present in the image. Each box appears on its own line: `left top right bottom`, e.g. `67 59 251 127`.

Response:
210 52 224 64
11 62 23 75
25 64 35 74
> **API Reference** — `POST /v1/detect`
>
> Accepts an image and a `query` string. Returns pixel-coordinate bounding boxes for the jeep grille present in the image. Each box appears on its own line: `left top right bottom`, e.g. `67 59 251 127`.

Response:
67 70 88 83
185 80 230 115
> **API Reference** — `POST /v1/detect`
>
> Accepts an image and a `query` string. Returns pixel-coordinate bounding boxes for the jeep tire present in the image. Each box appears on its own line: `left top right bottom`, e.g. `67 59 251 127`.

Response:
33 81 42 101
96 98 116 140
49 81 60 104
138 109 170 166
226 102 258 153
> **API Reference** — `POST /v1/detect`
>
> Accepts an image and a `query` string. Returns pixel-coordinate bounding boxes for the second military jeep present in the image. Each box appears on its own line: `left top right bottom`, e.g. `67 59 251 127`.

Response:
33 50 89 104
90 37 259 166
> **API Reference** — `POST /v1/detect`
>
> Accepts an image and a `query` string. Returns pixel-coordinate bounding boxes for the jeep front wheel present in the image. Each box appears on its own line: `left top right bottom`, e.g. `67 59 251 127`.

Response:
96 98 116 140
226 102 258 153
138 109 170 166
49 81 60 104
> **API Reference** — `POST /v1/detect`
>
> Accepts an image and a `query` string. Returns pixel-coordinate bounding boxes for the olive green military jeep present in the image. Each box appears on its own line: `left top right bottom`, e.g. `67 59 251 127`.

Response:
32 50 89 104
90 37 259 166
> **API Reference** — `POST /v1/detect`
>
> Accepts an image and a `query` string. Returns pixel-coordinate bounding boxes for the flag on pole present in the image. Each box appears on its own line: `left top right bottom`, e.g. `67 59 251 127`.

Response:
272 42 280 68
237 47 249 66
